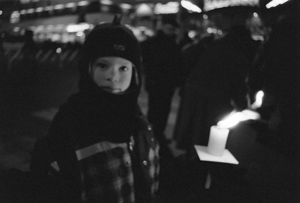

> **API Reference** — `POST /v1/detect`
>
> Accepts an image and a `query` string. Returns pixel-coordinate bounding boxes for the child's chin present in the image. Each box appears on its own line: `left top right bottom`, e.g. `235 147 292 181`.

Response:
102 87 123 94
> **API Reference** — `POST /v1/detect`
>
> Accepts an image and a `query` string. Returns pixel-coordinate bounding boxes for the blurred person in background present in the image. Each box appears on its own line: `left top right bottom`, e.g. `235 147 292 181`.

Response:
260 3 300 158
173 22 215 144
141 15 185 162
0 32 9 84
174 25 253 157
22 29 38 82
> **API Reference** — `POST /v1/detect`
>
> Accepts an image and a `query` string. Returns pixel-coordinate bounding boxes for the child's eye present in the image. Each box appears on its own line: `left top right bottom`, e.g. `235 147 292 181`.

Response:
120 66 130 71
95 62 108 69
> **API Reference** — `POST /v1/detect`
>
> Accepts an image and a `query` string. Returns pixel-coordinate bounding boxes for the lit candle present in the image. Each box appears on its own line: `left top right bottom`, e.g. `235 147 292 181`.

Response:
206 109 261 156
251 90 264 110
207 125 229 156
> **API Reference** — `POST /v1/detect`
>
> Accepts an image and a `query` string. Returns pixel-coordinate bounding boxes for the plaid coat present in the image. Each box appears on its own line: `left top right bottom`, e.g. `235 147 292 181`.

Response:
30 111 160 203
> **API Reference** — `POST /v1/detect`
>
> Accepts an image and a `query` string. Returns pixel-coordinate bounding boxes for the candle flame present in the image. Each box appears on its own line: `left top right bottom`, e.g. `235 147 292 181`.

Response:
217 109 261 129
251 90 264 109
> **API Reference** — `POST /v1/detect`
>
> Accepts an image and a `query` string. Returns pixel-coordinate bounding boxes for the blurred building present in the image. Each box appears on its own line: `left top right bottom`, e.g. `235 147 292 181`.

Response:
0 0 297 48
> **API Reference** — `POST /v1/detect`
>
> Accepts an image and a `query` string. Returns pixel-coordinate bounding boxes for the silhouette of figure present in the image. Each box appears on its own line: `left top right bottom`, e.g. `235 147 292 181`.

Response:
262 8 300 157
22 29 37 82
141 16 184 154
0 33 9 84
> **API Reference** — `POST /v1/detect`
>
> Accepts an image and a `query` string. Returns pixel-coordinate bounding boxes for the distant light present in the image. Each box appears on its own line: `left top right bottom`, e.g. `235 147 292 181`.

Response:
154 2 179 14
253 12 258 17
181 0 202 13
54 4 64 10
27 8 35 14
35 25 45 32
120 3 132 9
76 31 84 37
204 0 259 11
66 23 90 33
207 27 218 34
101 5 110 12
101 0 113 5
46 25 55 31
13 27 21 32
78 1 89 6
136 3 153 16
56 48 62 54
55 24 65 32
20 0 30 3
35 7 44 12
188 30 197 38
65 2 76 8
11 11 20 18
266 0 289 8
45 6 53 11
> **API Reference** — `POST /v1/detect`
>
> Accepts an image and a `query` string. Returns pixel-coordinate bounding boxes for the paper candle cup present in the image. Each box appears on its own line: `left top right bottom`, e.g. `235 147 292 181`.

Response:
207 125 229 156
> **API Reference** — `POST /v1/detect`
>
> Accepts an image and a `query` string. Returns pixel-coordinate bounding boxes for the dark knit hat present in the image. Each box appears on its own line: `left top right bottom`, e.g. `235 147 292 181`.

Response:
82 15 141 70
78 15 142 93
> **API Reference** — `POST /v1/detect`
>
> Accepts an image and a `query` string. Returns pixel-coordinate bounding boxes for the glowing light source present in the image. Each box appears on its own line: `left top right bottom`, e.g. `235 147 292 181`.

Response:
217 109 260 129
45 6 53 11
120 3 132 10
251 90 264 109
10 11 20 23
66 3 76 8
54 4 64 10
154 2 179 14
36 7 44 12
27 8 35 14
56 48 62 54
66 23 90 33
136 3 153 16
181 0 202 13
207 108 260 156
101 0 113 5
204 0 259 11
11 11 20 18
78 1 89 6
266 0 289 8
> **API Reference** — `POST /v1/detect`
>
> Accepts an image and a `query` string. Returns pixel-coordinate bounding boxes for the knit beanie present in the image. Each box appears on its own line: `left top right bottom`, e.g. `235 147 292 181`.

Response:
78 15 142 92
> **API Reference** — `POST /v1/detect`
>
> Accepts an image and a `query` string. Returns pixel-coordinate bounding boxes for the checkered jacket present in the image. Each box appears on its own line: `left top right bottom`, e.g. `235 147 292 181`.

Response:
31 113 160 203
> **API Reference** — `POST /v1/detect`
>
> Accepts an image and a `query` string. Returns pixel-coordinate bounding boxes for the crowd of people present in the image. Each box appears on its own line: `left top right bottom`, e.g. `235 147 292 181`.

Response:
0 2 299 201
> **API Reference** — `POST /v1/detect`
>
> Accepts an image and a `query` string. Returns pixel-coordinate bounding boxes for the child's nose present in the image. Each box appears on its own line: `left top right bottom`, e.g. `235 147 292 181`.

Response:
107 68 119 82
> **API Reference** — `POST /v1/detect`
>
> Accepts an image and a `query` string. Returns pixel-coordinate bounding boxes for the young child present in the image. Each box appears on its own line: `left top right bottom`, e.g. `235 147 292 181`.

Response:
30 17 160 203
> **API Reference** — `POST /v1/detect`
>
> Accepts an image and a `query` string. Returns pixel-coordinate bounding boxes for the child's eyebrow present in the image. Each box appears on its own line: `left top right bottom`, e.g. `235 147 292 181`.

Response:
95 59 110 64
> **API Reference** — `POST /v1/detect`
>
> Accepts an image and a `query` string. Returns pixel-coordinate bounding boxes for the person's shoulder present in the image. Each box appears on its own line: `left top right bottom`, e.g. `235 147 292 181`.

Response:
54 93 83 118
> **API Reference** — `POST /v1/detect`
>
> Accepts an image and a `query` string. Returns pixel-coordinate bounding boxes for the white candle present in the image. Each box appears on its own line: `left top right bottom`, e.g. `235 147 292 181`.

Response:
207 125 229 156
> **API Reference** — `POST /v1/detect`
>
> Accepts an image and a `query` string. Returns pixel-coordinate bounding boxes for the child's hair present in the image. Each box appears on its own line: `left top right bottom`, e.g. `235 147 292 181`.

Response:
78 15 142 93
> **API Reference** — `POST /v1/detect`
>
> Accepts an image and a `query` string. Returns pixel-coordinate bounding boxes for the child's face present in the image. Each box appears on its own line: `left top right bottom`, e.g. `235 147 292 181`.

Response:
89 56 133 94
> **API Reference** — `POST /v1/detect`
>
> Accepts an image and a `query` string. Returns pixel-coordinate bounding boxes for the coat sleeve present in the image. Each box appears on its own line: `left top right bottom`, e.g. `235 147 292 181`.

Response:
133 109 160 202
30 105 82 202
